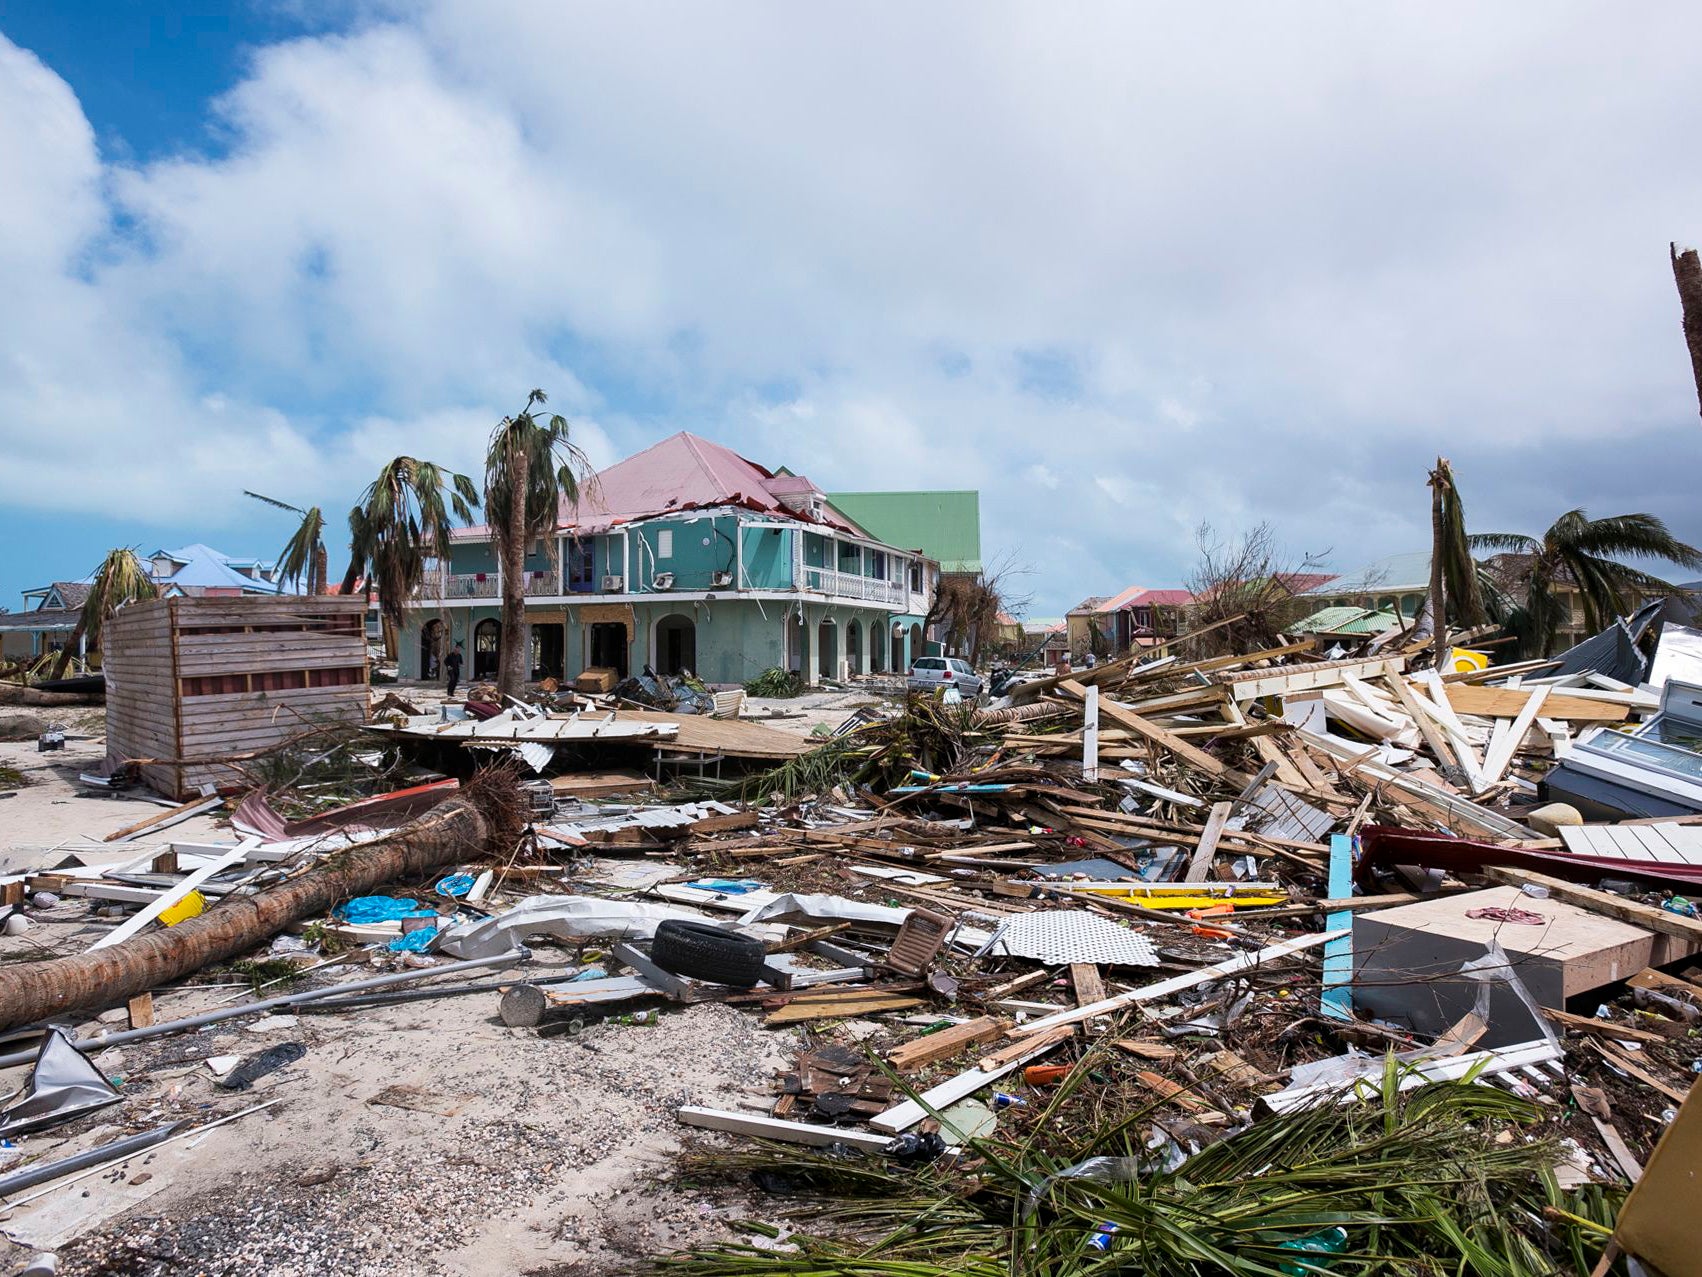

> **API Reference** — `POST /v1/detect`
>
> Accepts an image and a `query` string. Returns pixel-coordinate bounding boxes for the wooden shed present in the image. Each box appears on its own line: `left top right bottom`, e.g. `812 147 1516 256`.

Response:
105 596 370 798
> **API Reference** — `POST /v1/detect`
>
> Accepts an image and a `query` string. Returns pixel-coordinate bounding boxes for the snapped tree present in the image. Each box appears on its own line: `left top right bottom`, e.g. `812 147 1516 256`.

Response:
49 548 159 680
1671 241 1702 420
484 390 598 699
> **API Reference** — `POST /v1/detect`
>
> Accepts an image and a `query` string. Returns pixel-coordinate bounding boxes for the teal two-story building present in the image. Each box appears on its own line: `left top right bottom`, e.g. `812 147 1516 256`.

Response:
401 433 946 688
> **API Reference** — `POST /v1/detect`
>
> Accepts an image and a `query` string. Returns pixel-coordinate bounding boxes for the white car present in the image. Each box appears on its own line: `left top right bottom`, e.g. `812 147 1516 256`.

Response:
907 656 984 698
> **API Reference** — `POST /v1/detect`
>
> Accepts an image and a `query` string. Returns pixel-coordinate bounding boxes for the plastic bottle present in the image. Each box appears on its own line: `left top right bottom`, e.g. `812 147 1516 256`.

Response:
1665 896 1700 919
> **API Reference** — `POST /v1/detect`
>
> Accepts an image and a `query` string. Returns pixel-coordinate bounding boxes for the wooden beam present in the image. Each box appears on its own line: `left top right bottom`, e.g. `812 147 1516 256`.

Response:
1184 802 1233 883
1060 679 1228 777
884 1017 1006 1073
1069 963 1106 1006
1477 685 1550 788
1382 674 1457 770
872 1033 1069 1132
1543 1007 1671 1045
678 1107 901 1153
1014 930 1342 1036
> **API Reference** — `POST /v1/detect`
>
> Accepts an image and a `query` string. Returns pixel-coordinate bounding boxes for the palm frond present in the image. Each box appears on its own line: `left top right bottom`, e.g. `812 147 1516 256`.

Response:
1565 512 1702 569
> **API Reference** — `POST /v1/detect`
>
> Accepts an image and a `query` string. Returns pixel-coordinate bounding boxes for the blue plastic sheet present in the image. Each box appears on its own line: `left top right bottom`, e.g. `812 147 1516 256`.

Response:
685 879 764 895
435 874 476 898
336 896 434 925
387 927 439 953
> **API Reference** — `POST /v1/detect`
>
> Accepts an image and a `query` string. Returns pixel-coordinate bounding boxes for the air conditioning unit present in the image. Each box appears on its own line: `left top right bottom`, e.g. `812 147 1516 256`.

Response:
600 575 625 592
652 572 676 590
711 571 734 587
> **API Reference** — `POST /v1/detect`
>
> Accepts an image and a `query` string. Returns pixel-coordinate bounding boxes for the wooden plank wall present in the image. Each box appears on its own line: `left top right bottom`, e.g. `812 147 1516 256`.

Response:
107 596 371 798
104 599 181 797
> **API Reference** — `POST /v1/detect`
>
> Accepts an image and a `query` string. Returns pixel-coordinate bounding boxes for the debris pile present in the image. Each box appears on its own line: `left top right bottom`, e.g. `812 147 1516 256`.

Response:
3 619 1701 1273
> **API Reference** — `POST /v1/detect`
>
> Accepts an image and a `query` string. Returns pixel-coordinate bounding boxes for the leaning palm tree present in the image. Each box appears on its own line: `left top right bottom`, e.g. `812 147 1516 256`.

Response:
1472 510 1702 656
245 491 327 595
49 549 159 679
485 389 598 698
339 458 480 653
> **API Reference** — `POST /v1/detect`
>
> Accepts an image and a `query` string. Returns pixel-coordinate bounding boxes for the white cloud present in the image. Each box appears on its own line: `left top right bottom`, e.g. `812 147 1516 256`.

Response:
3 5 1702 613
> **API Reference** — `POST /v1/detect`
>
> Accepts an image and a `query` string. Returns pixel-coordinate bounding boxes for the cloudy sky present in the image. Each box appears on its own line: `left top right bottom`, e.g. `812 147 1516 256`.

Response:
4 2 1701 617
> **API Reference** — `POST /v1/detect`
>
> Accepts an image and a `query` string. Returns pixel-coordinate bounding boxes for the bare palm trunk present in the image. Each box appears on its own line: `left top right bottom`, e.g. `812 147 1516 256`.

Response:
0 782 511 1031
312 543 328 596
48 617 86 682
1427 461 1447 669
1671 242 1702 419
497 443 530 700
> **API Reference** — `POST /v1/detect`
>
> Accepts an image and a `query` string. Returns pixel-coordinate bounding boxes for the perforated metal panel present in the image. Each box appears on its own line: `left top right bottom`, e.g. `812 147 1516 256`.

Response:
986 911 1159 967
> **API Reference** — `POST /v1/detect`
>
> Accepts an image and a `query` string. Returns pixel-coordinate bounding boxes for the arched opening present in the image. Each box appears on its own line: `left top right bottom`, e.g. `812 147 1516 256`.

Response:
656 613 697 676
786 612 806 673
908 623 924 670
845 619 862 676
817 619 838 679
473 618 501 680
870 623 885 673
420 618 444 681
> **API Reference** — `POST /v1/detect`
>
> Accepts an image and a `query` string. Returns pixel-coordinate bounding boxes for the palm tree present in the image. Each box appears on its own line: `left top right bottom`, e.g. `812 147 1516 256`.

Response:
339 458 480 655
1425 458 1486 665
245 491 327 595
485 390 597 699
1472 510 1702 656
49 549 159 680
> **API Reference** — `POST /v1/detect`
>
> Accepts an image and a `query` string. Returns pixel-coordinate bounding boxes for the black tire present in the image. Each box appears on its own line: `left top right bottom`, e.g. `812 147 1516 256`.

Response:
651 920 767 987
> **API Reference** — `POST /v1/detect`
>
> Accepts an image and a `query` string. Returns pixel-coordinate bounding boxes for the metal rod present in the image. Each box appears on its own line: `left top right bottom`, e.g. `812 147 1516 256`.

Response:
295 967 596 1012
0 948 530 1070
0 1121 187 1197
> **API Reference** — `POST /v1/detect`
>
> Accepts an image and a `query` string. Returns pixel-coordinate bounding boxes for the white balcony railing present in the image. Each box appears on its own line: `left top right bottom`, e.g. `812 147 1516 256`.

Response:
800 566 909 607
416 570 558 600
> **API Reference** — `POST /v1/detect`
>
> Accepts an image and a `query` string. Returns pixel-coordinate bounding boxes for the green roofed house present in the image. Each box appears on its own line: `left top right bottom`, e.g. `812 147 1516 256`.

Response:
1290 605 1403 643
825 491 983 578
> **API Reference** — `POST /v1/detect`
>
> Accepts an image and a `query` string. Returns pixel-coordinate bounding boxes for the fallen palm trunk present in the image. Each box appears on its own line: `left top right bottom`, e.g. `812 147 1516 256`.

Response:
0 767 524 1032
0 684 100 708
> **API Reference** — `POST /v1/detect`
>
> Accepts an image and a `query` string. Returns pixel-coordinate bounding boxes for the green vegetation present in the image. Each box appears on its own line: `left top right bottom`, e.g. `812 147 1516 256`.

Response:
662 1059 1618 1277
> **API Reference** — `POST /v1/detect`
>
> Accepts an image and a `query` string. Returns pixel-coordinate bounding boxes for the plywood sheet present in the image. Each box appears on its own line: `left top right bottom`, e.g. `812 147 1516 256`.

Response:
1443 683 1628 722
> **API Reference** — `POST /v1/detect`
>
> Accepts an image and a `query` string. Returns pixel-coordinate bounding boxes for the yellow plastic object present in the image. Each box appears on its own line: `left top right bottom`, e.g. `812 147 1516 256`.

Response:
1445 647 1491 674
1064 886 1287 910
160 890 206 926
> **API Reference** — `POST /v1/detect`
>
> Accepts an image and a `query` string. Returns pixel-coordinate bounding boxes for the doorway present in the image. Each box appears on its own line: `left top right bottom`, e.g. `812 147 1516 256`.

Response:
844 619 861 676
420 618 443 680
473 618 501 680
817 620 837 679
656 614 697 676
532 623 564 680
589 622 629 678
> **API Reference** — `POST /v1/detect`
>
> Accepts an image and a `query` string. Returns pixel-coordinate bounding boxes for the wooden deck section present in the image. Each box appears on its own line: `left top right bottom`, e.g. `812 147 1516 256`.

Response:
1560 823 1702 868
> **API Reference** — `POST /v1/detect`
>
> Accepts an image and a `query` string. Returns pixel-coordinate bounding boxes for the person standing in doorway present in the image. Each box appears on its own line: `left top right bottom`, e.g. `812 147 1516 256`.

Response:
445 641 464 699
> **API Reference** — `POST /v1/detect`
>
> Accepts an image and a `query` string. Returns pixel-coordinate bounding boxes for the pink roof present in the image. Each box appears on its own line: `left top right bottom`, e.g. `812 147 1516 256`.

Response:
457 432 863 539
1094 585 1192 612
1128 588 1192 607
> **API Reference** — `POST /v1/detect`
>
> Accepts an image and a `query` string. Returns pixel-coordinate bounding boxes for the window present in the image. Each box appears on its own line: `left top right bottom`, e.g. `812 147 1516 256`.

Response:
657 529 673 559
913 658 946 671
909 563 923 592
567 539 594 592
871 551 887 580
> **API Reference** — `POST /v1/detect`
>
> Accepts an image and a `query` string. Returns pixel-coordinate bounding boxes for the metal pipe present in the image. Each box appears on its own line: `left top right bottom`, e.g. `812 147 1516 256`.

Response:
0 1121 186 1197
0 948 529 1069
295 967 597 1013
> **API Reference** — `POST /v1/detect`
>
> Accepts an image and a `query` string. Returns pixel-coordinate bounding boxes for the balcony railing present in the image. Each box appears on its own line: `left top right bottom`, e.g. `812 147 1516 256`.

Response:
800 566 909 607
416 571 558 600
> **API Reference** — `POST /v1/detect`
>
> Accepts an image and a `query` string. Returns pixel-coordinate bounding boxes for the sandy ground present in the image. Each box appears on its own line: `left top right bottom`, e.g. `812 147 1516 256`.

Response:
0 693 880 1275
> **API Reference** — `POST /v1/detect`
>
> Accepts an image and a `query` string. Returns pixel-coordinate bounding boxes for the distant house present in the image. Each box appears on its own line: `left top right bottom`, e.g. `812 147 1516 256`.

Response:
1299 551 1430 622
1020 617 1068 666
400 432 944 686
1 544 288 664
1065 586 1192 656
